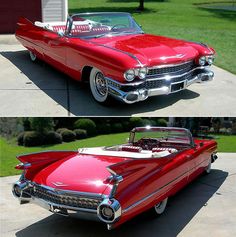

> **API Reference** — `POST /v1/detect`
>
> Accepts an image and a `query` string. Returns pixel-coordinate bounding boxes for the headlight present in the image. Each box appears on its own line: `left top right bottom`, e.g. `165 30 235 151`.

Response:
206 55 215 65
138 67 147 79
124 69 135 82
199 56 206 66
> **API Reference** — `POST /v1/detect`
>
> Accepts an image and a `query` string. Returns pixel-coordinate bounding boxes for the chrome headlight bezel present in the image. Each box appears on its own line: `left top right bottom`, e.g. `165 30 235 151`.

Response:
124 67 147 81
206 55 215 65
198 56 206 66
138 67 147 79
124 69 135 82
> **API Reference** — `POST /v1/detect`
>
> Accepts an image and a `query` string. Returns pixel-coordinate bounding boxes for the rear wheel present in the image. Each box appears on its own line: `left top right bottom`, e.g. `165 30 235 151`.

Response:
154 197 168 215
29 51 37 62
205 160 212 174
89 67 111 104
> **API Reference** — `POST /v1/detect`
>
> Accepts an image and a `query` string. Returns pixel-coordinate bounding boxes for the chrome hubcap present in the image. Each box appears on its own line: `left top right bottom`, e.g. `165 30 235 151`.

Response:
95 72 107 96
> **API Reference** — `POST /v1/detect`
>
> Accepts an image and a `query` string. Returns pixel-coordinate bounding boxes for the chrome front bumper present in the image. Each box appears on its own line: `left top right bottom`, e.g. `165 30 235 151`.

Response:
12 179 121 230
106 68 214 104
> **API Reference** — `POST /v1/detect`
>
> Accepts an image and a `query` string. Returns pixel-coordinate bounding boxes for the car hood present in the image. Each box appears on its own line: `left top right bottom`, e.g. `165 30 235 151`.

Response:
33 153 130 195
90 34 200 66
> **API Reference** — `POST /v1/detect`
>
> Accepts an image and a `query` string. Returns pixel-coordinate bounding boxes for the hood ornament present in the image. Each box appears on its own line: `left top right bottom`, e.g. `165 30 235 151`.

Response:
51 181 68 187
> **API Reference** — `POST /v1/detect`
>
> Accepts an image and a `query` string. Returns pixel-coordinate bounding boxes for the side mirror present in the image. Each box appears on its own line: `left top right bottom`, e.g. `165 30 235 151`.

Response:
199 142 204 147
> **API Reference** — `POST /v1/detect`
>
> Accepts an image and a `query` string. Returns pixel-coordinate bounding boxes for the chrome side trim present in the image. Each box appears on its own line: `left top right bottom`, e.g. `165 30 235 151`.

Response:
122 158 210 213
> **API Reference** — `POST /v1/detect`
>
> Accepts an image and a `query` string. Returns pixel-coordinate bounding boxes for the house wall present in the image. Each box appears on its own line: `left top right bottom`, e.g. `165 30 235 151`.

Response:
41 0 68 22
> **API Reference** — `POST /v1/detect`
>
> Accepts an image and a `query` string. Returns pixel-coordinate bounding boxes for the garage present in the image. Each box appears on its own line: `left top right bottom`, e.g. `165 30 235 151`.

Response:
0 0 68 34
0 0 42 34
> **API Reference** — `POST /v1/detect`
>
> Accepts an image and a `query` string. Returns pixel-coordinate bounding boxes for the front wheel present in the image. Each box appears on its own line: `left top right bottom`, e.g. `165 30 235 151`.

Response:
89 67 110 104
154 197 168 215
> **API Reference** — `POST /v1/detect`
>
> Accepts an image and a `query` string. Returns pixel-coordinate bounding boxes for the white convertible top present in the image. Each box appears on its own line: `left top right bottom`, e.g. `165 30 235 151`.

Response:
78 147 172 159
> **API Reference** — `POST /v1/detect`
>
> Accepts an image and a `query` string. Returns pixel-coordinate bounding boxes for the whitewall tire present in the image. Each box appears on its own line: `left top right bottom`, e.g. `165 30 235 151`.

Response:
154 197 168 215
89 67 109 103
205 160 212 174
29 51 37 62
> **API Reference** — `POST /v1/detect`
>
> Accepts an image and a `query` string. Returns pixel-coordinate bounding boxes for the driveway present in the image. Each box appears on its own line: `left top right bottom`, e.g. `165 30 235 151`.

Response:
0 36 236 116
1 153 236 237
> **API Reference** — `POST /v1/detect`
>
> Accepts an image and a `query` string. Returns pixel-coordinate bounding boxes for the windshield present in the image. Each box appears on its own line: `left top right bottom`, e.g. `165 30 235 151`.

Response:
130 127 193 146
66 12 143 38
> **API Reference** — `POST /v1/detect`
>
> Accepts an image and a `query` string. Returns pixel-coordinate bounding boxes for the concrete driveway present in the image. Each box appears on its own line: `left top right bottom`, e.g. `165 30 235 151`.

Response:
0 36 236 116
1 153 236 237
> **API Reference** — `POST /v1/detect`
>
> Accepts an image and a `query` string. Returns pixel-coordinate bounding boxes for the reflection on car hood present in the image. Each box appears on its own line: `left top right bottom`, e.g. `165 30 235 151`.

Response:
90 34 199 66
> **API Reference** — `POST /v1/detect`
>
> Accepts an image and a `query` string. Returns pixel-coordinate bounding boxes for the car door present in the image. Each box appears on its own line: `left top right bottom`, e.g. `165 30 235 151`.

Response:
42 31 67 71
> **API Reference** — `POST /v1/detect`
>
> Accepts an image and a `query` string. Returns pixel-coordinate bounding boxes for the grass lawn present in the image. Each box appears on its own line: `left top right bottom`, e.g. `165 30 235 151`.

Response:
0 133 236 177
69 0 236 74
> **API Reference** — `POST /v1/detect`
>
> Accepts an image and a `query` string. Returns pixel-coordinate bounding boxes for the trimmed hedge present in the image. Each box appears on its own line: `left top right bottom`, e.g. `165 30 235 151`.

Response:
97 123 111 134
23 131 44 147
111 123 123 133
44 131 62 145
74 129 87 139
56 128 68 134
74 119 96 136
61 129 76 142
156 118 167 127
129 117 144 128
17 132 25 146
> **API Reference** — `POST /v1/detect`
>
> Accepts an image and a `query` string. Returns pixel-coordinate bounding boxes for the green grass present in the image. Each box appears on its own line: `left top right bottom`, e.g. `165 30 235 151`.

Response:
0 133 236 177
69 0 236 74
0 133 129 177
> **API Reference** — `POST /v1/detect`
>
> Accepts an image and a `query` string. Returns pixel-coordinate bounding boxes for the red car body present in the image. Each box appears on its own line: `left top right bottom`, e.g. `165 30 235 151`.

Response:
15 12 215 104
12 127 218 230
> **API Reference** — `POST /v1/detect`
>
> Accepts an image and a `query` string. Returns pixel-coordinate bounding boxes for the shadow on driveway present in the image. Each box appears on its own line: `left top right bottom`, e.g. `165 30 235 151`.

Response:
1 50 200 116
15 169 227 237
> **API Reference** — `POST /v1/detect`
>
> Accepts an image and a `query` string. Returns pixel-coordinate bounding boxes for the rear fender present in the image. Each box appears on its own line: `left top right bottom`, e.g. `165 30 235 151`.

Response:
16 151 77 179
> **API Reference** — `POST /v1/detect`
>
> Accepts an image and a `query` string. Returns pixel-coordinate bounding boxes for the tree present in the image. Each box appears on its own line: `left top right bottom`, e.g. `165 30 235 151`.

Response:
29 118 54 134
137 0 144 11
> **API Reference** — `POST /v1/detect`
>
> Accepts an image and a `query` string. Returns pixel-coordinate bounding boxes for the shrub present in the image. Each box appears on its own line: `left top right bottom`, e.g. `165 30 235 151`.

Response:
142 119 156 126
74 119 96 136
61 129 76 142
74 129 87 139
156 118 167 127
44 131 62 145
56 128 68 134
111 123 123 133
23 131 44 147
17 132 25 146
97 123 111 134
129 117 144 128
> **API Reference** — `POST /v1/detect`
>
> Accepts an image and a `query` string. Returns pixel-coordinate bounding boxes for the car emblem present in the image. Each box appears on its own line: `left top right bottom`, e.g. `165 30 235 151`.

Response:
160 54 185 60
51 181 68 187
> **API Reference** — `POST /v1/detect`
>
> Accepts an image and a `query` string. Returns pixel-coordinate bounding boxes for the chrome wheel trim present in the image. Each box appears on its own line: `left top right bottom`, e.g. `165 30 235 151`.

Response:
90 68 108 103
29 51 37 61
94 72 107 97
154 197 168 215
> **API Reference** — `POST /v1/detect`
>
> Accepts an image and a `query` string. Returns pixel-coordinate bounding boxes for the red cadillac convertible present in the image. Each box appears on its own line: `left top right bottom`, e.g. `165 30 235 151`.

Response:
12 127 218 230
16 12 215 104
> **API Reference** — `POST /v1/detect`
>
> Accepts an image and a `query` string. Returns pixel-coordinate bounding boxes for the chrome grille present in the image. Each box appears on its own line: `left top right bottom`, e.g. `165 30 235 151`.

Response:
144 71 196 89
147 61 195 77
32 185 102 210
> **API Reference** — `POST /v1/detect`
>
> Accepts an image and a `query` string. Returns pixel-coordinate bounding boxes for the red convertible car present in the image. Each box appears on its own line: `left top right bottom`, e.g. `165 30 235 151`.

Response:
12 127 218 230
16 12 215 104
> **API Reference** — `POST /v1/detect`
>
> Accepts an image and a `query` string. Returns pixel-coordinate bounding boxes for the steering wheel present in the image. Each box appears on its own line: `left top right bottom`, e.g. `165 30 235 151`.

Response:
111 24 127 30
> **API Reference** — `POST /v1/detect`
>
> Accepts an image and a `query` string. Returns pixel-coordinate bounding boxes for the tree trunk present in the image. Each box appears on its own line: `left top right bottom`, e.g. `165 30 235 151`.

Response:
138 0 144 11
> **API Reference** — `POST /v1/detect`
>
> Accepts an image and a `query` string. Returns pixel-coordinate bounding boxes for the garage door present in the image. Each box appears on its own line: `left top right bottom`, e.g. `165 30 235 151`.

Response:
0 0 42 34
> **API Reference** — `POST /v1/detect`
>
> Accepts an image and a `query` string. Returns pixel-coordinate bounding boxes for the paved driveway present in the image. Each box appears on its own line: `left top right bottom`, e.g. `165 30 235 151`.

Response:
1 153 236 237
0 37 236 116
